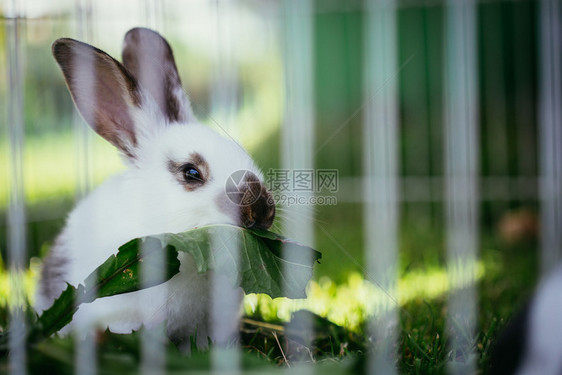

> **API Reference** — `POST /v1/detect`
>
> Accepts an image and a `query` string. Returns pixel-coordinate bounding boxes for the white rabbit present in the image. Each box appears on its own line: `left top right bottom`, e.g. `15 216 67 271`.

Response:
36 27 275 350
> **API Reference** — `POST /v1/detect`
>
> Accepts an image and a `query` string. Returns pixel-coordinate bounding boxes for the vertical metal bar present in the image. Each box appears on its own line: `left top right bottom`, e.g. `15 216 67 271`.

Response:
443 0 479 372
282 0 315 364
73 2 96 375
74 0 94 199
282 0 315 244
211 1 241 372
539 0 562 275
140 235 166 371
138 4 166 375
140 238 166 375
211 0 239 134
141 0 163 31
5 0 26 373
363 0 399 373
210 235 241 374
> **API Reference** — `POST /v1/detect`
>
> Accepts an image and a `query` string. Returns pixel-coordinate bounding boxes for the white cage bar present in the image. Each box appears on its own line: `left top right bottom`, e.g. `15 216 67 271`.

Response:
363 0 399 373
73 0 94 200
210 1 242 373
138 4 167 375
281 0 315 245
539 0 562 275
281 0 316 365
444 0 479 372
72 1 97 374
5 3 27 374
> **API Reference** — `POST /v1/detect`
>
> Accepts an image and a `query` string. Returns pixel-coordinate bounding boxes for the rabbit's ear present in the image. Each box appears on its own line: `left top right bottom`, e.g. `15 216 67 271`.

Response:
52 38 146 158
122 27 194 124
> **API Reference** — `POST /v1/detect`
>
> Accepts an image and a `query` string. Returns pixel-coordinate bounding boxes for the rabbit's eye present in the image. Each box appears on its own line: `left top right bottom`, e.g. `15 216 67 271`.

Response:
168 156 208 191
182 164 203 183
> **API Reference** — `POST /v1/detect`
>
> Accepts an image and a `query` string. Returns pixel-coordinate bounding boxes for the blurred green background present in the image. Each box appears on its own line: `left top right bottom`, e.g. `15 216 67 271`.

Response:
0 0 539 268
0 0 543 371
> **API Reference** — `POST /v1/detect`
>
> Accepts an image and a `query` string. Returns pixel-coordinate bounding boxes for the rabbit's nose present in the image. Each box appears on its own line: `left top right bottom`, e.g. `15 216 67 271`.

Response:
224 170 276 230
240 187 275 230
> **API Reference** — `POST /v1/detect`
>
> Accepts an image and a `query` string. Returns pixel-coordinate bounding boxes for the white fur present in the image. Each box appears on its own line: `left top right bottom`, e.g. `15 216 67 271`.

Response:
38 31 266 349
37 122 260 348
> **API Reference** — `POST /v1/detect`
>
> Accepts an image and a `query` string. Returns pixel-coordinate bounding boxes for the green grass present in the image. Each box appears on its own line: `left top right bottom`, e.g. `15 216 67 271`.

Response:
0 204 539 373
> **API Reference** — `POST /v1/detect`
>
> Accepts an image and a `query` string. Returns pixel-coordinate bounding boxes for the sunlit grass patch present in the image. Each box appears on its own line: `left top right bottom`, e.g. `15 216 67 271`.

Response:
2 257 485 334
0 240 494 338
0 258 40 318
244 262 486 332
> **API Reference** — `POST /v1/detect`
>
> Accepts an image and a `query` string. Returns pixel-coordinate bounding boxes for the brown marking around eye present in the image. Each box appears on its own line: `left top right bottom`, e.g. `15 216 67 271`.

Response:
167 152 210 192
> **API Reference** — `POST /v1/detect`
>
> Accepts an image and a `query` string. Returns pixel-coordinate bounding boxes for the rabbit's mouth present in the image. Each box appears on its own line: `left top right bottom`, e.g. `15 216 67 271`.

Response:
222 170 276 231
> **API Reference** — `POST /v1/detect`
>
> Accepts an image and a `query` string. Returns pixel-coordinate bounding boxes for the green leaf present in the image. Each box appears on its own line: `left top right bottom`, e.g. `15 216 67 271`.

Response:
83 237 181 300
31 239 181 341
162 225 322 298
32 284 80 340
33 225 321 340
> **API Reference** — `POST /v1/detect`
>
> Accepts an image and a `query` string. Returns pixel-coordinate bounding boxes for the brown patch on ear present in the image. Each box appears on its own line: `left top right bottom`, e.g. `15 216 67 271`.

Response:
93 111 136 158
52 38 142 157
122 28 191 124
166 88 183 123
